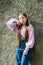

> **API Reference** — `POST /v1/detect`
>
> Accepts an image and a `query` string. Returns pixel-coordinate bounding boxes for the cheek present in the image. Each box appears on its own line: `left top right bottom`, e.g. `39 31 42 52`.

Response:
23 20 26 24
23 18 27 22
20 20 22 23
19 20 23 24
25 18 27 22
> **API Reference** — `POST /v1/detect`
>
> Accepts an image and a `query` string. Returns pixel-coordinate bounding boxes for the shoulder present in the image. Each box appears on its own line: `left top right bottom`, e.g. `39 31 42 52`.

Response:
29 23 34 30
29 23 34 28
27 23 34 33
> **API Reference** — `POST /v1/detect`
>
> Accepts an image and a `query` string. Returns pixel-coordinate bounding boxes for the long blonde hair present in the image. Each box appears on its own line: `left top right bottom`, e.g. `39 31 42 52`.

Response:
16 13 29 46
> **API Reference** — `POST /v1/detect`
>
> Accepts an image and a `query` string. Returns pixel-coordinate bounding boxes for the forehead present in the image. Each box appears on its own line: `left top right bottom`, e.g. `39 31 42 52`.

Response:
18 14 25 18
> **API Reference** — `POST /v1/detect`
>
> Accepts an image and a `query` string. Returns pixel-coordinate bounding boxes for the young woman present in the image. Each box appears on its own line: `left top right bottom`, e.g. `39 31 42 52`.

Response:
6 13 35 65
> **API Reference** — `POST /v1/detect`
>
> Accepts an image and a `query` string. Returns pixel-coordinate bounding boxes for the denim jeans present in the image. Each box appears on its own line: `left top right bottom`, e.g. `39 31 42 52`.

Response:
16 35 31 65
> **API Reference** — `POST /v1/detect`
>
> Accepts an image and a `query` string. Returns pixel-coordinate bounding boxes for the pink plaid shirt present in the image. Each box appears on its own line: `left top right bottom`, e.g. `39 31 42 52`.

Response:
6 18 35 51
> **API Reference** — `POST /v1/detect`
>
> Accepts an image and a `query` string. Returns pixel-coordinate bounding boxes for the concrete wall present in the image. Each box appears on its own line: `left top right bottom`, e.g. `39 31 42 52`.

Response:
0 0 43 65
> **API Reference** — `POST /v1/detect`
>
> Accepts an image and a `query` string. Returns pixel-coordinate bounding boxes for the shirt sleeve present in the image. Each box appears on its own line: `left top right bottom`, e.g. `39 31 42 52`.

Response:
5 18 18 33
25 25 35 51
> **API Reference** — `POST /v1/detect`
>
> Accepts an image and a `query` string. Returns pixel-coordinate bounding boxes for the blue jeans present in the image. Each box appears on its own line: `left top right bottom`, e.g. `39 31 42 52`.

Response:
16 35 31 65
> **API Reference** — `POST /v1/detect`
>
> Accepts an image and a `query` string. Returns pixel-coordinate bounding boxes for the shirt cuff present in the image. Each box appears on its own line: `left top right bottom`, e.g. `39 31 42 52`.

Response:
25 45 29 51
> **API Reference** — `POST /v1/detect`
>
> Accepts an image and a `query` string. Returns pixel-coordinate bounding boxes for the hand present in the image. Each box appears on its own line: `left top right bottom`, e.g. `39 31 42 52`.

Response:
23 49 28 55
17 20 20 25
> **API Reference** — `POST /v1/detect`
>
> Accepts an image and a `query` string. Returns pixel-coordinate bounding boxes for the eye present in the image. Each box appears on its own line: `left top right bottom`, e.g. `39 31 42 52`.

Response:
19 17 21 20
19 18 22 20
22 16 24 19
19 16 25 20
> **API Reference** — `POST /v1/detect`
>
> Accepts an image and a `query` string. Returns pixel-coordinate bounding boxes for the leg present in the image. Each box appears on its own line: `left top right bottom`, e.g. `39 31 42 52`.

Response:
16 47 23 65
21 50 30 65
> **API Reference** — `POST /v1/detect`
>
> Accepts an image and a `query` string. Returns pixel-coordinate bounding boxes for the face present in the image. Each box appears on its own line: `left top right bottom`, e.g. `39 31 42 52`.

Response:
18 14 27 25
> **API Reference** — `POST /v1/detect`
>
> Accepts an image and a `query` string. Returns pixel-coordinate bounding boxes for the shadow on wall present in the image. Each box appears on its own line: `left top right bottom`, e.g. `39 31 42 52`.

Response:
30 21 43 65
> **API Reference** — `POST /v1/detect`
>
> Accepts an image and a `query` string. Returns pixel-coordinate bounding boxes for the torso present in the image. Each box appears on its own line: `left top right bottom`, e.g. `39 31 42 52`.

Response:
21 24 29 38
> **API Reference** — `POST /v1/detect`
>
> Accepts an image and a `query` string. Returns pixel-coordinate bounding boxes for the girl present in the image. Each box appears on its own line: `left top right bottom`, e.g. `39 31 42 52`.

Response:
6 13 35 65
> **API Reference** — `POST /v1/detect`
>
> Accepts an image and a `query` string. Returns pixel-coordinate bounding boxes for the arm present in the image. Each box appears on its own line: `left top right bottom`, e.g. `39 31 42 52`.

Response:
25 24 35 51
6 18 18 33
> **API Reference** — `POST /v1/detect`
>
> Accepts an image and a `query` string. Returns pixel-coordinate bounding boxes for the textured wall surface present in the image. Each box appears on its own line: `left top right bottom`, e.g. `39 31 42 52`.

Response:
0 0 43 65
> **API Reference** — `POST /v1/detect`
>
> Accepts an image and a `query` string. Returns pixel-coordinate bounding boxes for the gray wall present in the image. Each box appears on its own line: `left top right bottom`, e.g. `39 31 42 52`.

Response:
0 0 43 65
